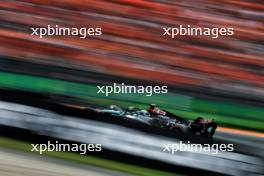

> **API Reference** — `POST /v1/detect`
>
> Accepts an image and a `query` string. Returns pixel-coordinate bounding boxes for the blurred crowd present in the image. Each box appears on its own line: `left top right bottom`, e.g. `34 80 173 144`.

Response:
0 0 263 99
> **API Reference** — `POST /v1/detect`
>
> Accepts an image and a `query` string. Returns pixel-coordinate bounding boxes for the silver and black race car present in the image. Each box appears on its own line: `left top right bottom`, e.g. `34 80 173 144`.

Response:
98 105 217 138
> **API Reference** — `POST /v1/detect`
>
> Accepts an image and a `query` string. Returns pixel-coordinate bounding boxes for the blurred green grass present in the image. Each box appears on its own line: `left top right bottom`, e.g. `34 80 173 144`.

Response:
0 72 263 131
0 136 179 176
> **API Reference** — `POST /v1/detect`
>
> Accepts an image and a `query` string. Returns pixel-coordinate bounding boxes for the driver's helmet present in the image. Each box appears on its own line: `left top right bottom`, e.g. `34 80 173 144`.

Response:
109 105 115 109
126 106 135 114
109 105 121 111
127 106 135 111
139 110 150 116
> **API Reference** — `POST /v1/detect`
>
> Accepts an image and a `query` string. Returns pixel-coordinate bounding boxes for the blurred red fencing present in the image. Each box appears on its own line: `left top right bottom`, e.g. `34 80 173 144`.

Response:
0 0 263 96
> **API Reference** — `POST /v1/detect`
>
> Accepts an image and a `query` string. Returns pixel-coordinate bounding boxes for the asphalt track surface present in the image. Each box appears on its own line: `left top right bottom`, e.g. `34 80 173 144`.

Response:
0 100 263 176
0 148 130 176
215 130 264 155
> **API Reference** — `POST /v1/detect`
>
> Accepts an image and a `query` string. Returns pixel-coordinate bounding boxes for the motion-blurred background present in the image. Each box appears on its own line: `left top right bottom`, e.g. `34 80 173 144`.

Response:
0 0 263 176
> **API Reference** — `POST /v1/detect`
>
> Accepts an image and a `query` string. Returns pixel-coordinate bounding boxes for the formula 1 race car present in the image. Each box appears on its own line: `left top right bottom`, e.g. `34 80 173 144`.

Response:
97 105 217 138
